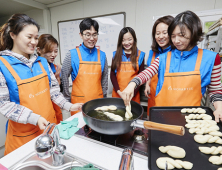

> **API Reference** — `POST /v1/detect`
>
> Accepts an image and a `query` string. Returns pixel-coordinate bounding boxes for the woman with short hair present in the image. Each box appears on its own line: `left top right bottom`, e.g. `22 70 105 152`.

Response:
122 10 222 122
37 34 63 123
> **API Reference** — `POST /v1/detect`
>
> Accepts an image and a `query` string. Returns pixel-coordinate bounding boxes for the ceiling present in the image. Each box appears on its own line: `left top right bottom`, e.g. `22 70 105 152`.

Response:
0 0 79 18
34 0 63 5
0 0 35 17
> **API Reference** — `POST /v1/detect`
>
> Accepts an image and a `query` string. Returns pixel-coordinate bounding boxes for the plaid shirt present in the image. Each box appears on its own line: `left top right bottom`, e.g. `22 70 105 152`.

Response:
0 50 72 125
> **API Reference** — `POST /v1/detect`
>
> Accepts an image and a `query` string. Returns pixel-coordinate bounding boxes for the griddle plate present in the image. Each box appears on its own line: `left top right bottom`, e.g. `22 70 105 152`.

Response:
148 106 222 170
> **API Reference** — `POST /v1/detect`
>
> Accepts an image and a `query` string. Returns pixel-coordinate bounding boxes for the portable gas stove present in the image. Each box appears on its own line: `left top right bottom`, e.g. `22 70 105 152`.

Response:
75 124 148 157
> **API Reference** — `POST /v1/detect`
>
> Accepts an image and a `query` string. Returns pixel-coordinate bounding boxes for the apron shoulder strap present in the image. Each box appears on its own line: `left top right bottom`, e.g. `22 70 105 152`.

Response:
0 57 21 82
165 52 172 73
137 50 141 61
97 49 100 63
38 61 47 74
165 49 203 73
151 52 156 64
195 49 203 71
76 48 83 61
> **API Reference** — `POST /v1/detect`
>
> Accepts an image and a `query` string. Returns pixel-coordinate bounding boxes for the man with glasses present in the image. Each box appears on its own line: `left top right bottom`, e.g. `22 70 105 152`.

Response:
61 18 108 115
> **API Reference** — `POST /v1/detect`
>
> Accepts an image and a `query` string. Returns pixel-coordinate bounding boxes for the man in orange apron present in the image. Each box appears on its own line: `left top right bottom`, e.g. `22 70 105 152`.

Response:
0 56 57 155
61 18 108 115
112 50 143 104
70 48 104 115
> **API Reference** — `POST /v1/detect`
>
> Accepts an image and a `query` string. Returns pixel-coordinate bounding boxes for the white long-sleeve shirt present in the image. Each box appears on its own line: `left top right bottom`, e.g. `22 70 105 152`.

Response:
0 50 72 125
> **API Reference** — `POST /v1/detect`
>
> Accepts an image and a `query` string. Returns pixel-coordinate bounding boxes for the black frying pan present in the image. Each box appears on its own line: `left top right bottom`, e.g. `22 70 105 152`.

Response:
82 98 184 136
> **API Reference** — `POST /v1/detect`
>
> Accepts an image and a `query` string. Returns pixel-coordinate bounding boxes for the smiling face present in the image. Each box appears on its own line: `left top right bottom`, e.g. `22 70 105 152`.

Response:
40 43 58 63
171 25 191 51
122 32 134 53
155 22 170 50
10 24 39 58
80 26 98 49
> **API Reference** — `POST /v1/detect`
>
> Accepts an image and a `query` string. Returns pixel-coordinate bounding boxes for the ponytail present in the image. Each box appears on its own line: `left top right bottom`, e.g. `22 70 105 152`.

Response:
0 14 39 51
0 23 13 51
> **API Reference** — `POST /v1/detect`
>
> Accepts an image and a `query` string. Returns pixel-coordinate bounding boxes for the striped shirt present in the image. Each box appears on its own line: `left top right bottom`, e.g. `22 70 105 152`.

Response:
0 50 72 125
132 54 222 103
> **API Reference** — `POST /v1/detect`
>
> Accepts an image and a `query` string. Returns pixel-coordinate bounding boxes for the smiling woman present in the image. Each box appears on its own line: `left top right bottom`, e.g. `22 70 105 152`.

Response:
37 34 60 84
145 15 174 116
36 34 63 123
110 27 145 104
121 10 222 123
0 14 83 155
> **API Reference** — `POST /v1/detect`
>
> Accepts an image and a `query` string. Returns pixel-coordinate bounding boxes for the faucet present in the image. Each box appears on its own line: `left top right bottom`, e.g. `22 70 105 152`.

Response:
35 123 66 166
119 148 134 170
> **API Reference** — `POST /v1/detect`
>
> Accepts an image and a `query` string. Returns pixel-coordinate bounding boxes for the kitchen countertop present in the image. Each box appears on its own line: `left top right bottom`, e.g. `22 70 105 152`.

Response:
0 112 148 170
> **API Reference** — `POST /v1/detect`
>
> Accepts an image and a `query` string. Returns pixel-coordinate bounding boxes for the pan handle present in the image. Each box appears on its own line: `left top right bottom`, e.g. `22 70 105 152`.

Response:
131 120 185 136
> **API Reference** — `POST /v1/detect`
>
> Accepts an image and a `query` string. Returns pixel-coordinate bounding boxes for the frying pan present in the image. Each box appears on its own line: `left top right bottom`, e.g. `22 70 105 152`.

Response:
82 98 184 136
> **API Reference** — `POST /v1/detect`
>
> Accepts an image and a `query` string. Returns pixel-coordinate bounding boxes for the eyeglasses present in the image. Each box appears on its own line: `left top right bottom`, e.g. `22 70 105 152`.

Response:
82 33 98 39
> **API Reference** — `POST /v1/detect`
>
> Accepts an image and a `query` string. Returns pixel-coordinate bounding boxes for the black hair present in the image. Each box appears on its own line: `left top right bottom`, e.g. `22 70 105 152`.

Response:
111 27 138 71
168 10 204 49
79 18 99 34
151 15 174 53
0 13 40 51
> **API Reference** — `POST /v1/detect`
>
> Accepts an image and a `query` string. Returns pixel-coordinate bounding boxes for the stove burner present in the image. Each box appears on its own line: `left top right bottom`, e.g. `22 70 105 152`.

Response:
133 129 146 142
84 125 90 132
134 129 144 136
75 126 149 156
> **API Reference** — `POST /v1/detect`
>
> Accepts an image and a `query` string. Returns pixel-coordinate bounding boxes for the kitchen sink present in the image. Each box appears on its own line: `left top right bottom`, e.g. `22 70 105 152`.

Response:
9 151 97 170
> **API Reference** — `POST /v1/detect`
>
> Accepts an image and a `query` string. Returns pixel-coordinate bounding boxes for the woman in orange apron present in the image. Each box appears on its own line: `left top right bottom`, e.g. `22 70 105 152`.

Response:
37 34 63 123
144 15 174 116
121 10 222 122
111 27 145 104
0 14 82 155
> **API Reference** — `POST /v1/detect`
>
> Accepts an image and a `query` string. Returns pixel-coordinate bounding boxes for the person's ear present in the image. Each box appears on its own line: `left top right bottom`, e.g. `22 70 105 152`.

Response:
79 33 83 40
36 47 41 56
9 32 16 40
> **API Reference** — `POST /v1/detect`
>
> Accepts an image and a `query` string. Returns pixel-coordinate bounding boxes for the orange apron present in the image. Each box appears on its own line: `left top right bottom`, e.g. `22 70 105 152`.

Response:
52 64 63 123
147 52 158 115
71 48 103 115
52 102 62 123
155 49 203 106
112 51 141 104
0 57 57 155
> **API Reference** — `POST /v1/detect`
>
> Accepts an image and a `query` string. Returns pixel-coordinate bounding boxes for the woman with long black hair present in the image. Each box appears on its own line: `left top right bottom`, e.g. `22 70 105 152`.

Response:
111 27 145 104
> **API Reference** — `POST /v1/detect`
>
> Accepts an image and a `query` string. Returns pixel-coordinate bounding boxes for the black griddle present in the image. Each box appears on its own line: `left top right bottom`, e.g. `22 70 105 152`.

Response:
148 106 222 170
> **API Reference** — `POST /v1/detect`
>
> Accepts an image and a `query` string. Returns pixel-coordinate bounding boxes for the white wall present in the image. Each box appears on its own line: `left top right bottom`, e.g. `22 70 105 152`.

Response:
0 0 221 64
25 9 44 29
0 9 44 30
49 0 222 65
